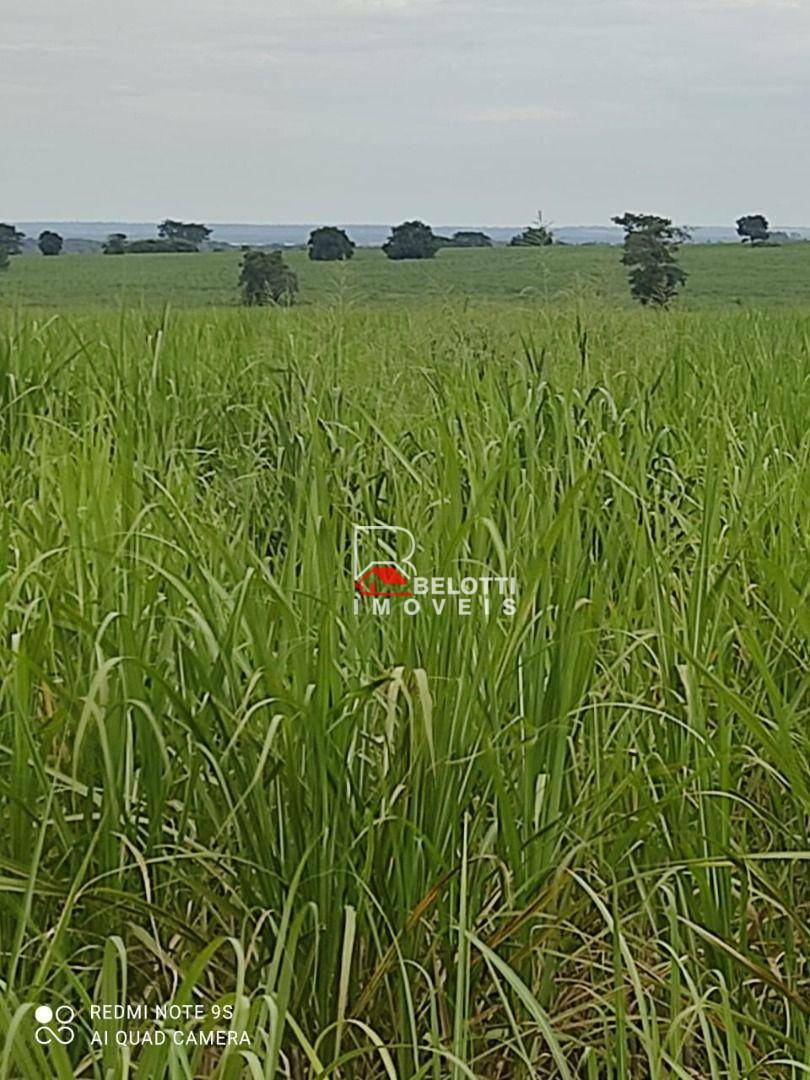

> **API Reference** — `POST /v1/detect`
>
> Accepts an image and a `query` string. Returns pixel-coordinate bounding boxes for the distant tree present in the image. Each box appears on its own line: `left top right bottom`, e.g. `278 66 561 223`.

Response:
510 211 553 247
38 230 63 256
102 232 128 255
158 220 212 248
382 220 439 260
448 230 493 248
0 246 8 271
308 226 355 262
126 238 199 253
158 219 182 238
736 214 770 246
612 212 688 307
182 223 212 246
239 249 298 305
0 224 25 256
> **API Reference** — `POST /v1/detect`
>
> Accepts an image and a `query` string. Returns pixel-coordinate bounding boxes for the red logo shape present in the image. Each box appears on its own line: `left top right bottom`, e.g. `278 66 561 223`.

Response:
355 565 412 597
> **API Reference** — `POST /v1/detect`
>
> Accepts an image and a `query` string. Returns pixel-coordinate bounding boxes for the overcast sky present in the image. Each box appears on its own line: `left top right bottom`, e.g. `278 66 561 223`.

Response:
2 0 809 225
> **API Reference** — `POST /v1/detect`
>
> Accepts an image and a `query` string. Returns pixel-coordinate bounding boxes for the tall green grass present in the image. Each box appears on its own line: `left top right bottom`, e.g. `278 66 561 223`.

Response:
0 301 808 1077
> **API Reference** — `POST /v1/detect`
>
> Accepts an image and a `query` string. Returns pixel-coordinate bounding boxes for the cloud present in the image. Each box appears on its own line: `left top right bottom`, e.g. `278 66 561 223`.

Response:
3 0 809 223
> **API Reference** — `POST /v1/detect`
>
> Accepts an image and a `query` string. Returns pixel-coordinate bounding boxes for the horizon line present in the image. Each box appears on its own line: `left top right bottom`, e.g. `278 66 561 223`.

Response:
12 219 810 231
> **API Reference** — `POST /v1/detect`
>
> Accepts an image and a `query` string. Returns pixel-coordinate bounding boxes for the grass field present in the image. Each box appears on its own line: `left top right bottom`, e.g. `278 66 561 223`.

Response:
0 296 808 1077
2 242 810 308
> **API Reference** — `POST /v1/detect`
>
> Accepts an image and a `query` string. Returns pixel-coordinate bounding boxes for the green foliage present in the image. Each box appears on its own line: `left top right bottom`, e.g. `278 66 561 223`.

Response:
125 237 200 253
0 304 808 1075
101 232 127 255
158 218 212 247
0 245 8 271
613 211 688 306
102 230 212 255
447 230 493 248
382 219 439 260
510 226 553 247
37 230 63 256
0 222 25 255
307 225 356 262
510 211 554 246
736 213 770 246
238 248 298 305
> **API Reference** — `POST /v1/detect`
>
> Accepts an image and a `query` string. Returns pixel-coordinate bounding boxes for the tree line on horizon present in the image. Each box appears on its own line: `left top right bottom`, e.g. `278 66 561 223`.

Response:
234 212 778 309
0 211 785 264
0 211 795 309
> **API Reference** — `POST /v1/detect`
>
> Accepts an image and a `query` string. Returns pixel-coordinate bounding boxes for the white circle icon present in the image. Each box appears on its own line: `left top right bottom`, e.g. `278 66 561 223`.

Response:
34 1005 53 1025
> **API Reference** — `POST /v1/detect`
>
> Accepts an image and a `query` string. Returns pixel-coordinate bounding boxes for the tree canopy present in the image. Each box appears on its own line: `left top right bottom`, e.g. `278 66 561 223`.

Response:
102 232 199 254
612 212 688 307
38 230 63 256
308 227 355 262
382 221 439 260
0 224 25 256
736 214 770 246
448 231 493 248
127 238 200 253
510 212 553 247
102 233 128 255
158 220 212 248
239 249 298 306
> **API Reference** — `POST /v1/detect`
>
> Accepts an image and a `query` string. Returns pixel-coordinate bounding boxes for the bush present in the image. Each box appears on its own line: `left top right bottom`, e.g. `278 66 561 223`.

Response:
308 227 355 262
0 224 24 256
102 233 128 255
510 211 553 247
239 249 298 305
125 238 200 254
38 230 64 256
446 231 493 248
382 221 439 260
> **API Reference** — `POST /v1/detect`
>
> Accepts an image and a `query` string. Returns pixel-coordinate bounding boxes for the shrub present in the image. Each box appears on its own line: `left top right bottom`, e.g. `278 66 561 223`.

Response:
308 227 355 262
239 249 298 305
510 212 553 247
125 238 200 254
447 230 493 248
382 221 439 260
102 233 128 255
38 230 64 256
0 224 24 256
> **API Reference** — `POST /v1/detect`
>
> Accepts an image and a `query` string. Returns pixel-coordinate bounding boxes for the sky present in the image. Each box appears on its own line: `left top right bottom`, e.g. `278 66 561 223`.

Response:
2 0 809 225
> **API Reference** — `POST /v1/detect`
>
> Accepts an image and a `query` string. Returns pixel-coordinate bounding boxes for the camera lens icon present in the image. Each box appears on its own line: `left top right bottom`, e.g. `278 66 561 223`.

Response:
34 1004 76 1045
